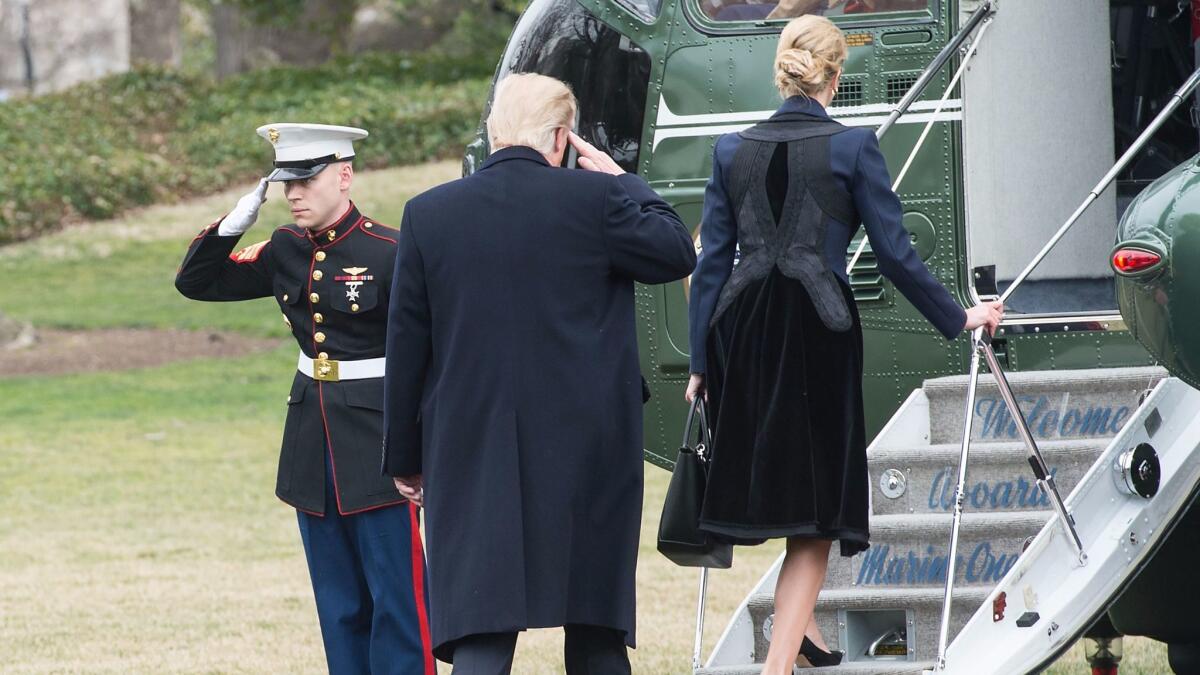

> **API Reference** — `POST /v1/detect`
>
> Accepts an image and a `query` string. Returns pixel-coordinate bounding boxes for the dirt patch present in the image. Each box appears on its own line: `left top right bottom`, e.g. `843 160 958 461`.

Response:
0 328 284 378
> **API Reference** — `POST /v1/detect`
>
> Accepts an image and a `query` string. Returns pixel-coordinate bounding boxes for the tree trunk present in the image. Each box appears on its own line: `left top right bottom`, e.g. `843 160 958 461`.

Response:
212 0 358 79
129 0 181 67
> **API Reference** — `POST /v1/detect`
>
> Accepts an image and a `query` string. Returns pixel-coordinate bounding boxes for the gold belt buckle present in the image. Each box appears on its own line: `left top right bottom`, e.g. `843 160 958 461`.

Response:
313 357 340 382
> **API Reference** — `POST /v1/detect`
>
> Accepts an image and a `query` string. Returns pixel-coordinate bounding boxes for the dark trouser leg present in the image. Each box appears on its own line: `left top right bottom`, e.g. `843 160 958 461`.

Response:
450 632 519 675
564 624 631 675
352 501 434 675
296 456 372 675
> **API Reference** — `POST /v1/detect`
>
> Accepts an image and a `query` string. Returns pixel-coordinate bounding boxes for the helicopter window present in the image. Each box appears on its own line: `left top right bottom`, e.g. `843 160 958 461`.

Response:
698 0 930 22
615 0 665 20
492 0 652 173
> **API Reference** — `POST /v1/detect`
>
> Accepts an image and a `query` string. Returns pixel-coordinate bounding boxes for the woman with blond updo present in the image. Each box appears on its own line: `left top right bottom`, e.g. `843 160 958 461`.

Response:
685 15 1003 672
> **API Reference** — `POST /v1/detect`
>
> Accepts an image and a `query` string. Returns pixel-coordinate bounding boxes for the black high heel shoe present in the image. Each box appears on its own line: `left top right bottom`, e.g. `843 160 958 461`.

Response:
797 636 844 667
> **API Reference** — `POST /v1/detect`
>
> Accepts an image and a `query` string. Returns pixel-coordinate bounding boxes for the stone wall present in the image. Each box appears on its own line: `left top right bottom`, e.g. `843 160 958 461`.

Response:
0 0 131 98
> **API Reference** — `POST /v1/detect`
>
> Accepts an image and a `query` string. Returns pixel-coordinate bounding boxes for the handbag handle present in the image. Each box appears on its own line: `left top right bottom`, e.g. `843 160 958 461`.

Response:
682 396 713 461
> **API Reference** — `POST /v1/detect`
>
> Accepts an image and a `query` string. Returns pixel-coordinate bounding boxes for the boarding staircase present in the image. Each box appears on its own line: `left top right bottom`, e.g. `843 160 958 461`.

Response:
698 366 1166 674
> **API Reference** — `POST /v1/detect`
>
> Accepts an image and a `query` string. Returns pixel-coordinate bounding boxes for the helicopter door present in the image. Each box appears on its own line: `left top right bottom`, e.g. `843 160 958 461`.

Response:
960 0 1119 317
482 0 653 173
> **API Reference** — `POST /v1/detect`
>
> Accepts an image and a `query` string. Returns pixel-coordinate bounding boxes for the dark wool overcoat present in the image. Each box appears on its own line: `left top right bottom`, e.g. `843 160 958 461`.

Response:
381 146 696 659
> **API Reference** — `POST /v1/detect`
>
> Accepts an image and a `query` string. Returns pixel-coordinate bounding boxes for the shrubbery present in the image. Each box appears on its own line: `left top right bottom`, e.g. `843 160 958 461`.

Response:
0 53 493 242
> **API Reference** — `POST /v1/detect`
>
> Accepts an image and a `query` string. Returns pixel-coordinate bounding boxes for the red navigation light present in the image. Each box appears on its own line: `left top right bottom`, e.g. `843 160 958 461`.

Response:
1112 248 1162 275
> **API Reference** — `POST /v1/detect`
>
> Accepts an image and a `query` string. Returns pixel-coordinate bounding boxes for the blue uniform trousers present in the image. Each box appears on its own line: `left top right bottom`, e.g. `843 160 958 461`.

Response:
296 451 433 675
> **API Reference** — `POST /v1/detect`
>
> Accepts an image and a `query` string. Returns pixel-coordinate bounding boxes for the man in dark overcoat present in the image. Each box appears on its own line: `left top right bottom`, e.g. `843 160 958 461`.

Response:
381 73 697 673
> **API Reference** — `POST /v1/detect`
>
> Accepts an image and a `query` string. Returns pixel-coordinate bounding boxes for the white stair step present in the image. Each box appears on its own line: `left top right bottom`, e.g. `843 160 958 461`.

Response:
825 511 1052 590
922 366 1164 444
867 439 1104 515
697 662 934 674
744 587 992 663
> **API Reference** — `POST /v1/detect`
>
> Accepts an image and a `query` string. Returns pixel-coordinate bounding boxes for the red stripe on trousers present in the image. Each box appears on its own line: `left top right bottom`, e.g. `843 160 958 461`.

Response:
409 502 436 673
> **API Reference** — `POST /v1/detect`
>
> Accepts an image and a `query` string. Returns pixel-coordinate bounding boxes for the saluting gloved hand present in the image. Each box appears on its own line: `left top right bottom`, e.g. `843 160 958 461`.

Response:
217 178 270 237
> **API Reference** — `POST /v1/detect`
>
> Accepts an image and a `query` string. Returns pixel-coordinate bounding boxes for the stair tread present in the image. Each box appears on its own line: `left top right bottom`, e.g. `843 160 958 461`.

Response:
749 585 993 605
870 437 1109 459
865 510 1053 531
922 366 1165 391
698 662 934 675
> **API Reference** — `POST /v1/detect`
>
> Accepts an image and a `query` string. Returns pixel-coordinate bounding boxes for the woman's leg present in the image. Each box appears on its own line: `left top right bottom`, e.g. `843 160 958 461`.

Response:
761 537 832 675
804 616 831 652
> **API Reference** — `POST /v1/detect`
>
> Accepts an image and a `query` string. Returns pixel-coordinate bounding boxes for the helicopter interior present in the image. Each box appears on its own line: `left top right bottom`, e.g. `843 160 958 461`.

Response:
963 0 1200 317
697 0 929 21
480 0 652 174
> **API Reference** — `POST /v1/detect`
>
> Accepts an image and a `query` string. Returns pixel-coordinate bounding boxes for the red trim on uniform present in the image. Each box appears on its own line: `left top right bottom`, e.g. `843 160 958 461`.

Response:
310 202 355 240
315 215 366 250
316 382 348 515
307 250 319 355
337 498 407 516
295 503 324 517
275 493 325 517
361 225 398 245
229 239 269 263
276 225 306 238
190 219 222 243
316 384 403 517
409 502 436 673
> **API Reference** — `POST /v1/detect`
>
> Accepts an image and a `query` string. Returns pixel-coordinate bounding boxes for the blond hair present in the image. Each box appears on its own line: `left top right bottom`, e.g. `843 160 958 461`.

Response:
486 73 577 155
774 15 848 99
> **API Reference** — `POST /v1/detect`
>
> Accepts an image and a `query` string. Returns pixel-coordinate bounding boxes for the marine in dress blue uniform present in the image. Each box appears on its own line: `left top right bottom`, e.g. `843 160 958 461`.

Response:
175 123 434 674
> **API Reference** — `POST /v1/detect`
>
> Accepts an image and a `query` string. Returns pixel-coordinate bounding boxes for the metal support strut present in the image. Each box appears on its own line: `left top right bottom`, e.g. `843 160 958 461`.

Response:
693 568 709 672
932 62 1200 675
874 0 994 139
933 328 1087 672
846 6 996 274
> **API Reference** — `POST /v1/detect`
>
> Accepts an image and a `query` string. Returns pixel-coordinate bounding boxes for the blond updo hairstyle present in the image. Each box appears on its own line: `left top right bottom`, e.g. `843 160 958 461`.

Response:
774 15 848 100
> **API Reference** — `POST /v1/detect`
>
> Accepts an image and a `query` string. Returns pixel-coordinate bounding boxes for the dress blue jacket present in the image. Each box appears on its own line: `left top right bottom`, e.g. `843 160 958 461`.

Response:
688 96 967 373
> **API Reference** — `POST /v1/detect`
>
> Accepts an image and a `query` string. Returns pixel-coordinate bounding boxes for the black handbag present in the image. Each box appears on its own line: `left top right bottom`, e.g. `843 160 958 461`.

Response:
657 396 734 569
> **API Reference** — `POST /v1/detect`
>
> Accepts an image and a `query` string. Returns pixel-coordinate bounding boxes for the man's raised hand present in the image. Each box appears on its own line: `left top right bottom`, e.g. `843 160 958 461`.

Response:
217 178 270 237
569 131 624 176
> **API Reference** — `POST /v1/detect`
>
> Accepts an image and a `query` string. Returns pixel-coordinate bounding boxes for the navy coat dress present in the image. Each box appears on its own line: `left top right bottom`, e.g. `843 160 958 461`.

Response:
687 96 967 555
381 145 696 660
689 96 966 371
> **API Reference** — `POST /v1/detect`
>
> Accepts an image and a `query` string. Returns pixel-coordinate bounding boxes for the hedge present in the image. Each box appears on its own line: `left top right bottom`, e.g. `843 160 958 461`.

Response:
0 53 494 242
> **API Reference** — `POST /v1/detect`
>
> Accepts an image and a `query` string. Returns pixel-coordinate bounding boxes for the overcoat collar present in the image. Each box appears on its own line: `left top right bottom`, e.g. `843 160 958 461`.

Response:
772 95 831 120
479 145 551 171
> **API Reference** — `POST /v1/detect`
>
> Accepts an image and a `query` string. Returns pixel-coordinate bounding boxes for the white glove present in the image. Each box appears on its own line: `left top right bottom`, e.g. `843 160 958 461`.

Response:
217 179 269 236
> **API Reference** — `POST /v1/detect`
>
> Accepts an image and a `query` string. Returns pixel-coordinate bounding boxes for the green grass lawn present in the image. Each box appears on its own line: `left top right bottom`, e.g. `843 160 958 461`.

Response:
0 162 455 336
0 161 1169 673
